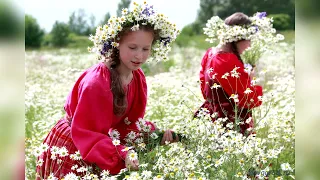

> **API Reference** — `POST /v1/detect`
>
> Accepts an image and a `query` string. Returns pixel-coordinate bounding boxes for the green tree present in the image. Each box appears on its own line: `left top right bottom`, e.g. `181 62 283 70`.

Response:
100 12 111 26
218 0 295 29
0 1 21 38
84 14 96 35
195 0 295 32
116 0 131 17
68 9 97 35
197 0 224 26
68 9 89 35
269 14 291 31
297 0 320 19
50 21 70 47
25 14 44 48
180 21 202 36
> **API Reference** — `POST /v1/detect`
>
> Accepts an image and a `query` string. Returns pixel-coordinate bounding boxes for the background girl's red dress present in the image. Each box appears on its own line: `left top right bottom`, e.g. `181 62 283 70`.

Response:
195 48 263 135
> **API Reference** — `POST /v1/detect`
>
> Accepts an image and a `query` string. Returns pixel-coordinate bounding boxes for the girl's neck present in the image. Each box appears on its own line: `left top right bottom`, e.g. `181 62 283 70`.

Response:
103 60 133 86
219 44 233 53
116 63 132 79
116 62 133 86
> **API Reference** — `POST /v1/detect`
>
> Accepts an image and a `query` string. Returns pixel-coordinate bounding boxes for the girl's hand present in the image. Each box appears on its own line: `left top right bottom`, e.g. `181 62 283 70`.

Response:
125 150 139 171
160 130 179 145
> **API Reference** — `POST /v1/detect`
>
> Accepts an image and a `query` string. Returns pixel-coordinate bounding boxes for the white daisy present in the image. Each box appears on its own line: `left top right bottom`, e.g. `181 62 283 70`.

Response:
59 147 69 157
100 170 110 177
76 166 88 173
63 172 78 180
111 42 119 48
40 143 49 152
244 88 253 94
229 94 239 103
47 173 58 180
50 153 57 160
231 67 241 78
121 146 133 152
222 72 230 79
281 162 293 172
122 8 128 15
153 175 164 180
211 83 221 89
126 131 137 140
245 117 253 124
128 151 138 161
141 170 152 178
110 129 120 140
70 150 82 161
71 164 78 171
134 137 144 144
36 159 44 167
131 24 140 31
112 139 121 146
32 147 43 157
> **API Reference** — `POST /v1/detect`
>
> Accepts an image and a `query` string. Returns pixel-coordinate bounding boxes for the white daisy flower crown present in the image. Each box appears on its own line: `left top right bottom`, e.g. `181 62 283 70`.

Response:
88 1 180 62
204 12 276 46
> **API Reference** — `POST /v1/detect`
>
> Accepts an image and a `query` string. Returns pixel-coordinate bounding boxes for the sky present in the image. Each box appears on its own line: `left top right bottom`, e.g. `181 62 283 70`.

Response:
23 0 200 33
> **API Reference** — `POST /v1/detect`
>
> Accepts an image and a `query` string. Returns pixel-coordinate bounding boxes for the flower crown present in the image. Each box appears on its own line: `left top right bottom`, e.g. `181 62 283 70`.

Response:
203 12 283 46
88 1 180 62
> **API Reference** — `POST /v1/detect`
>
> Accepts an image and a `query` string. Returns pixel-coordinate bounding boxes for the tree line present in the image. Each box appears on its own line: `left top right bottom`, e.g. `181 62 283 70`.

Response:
25 0 295 48
183 0 295 36
25 0 130 48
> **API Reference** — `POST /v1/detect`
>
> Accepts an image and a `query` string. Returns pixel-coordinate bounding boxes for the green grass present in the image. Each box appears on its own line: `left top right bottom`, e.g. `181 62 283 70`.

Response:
174 34 215 50
279 30 295 43
67 35 92 49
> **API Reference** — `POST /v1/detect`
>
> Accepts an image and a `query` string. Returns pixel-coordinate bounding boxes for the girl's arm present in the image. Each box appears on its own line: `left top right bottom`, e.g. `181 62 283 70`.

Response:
71 77 127 174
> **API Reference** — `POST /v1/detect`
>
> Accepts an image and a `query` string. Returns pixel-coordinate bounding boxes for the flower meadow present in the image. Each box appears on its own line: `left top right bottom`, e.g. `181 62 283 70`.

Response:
25 42 294 179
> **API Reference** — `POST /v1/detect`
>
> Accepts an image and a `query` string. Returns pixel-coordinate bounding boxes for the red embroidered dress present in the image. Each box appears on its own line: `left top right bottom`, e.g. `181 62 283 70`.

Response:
36 62 154 178
195 48 263 135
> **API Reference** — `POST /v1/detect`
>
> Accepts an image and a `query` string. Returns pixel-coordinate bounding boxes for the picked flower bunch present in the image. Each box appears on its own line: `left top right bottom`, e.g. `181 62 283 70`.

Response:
114 118 184 153
203 12 285 66
88 1 180 62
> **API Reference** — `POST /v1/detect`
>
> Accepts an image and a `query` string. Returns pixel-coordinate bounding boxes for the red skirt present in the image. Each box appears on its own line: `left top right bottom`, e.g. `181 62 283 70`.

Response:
35 117 94 179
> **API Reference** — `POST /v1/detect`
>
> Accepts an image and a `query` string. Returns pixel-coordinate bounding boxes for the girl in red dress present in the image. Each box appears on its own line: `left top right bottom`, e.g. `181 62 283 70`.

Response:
195 12 263 136
35 3 179 179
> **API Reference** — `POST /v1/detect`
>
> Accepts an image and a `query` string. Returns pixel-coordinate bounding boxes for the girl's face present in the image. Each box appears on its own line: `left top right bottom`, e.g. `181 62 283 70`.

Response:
118 30 154 71
237 40 251 54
